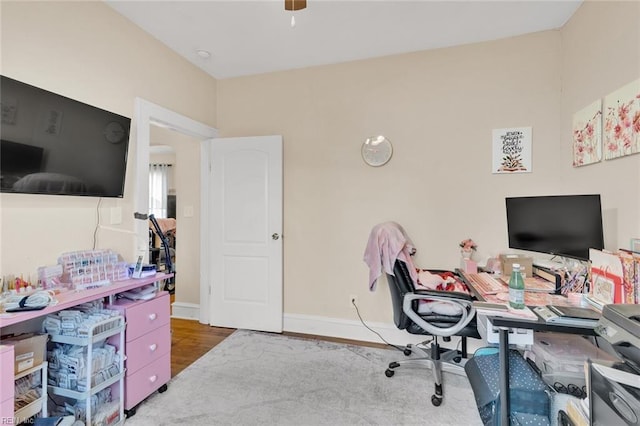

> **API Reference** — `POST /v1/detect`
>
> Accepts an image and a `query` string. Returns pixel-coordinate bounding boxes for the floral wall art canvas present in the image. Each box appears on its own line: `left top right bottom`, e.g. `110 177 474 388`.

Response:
603 78 640 160
572 99 602 167
492 127 532 174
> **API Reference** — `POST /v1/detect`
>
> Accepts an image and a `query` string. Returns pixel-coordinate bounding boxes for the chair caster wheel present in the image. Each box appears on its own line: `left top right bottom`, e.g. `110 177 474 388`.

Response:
403 348 412 356
388 361 400 369
453 356 462 363
431 395 442 406
385 369 395 377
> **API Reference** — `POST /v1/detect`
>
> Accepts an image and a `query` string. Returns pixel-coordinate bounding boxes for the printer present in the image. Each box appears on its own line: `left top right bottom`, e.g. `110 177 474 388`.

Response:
596 304 640 370
591 304 640 425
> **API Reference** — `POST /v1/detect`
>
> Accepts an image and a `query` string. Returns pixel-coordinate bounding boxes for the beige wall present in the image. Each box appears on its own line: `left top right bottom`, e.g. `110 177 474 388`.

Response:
217 1 639 324
1 1 638 331
559 0 640 250
217 31 564 322
0 2 216 280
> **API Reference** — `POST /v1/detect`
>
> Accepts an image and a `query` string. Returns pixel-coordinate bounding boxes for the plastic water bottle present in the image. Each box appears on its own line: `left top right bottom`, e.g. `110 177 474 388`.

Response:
509 263 525 309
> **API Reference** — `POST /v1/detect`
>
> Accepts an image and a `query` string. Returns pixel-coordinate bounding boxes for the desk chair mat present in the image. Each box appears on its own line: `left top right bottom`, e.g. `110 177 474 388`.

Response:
465 349 550 425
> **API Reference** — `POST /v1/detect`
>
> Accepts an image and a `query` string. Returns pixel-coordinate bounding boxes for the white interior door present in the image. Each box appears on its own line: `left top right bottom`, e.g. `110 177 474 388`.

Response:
207 135 283 332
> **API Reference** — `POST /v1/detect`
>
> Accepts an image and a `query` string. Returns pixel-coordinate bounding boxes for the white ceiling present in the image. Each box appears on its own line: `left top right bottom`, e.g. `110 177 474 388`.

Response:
105 0 582 79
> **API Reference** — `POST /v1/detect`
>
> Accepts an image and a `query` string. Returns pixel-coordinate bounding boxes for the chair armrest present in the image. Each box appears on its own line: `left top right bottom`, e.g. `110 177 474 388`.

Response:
402 292 476 337
413 289 475 301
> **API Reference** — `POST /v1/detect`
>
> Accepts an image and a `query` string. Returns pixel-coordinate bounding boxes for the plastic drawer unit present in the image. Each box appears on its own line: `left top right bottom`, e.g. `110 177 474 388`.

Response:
0 345 15 420
530 332 619 391
108 291 171 417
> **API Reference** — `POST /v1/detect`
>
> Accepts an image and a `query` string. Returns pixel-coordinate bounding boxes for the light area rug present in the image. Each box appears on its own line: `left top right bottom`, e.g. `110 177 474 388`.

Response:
124 329 483 425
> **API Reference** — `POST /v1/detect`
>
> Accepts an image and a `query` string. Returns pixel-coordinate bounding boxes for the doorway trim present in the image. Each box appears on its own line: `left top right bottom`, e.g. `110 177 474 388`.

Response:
134 98 218 324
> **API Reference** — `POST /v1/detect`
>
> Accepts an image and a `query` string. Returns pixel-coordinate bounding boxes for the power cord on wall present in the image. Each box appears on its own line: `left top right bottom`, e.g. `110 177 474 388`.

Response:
350 298 406 353
93 198 103 250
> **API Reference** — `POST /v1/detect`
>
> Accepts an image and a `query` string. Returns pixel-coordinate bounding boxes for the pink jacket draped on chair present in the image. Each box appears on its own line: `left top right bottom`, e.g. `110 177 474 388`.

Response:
363 221 418 291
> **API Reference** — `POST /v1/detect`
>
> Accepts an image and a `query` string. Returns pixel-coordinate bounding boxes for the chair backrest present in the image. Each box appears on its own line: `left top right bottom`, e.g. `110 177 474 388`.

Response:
386 259 416 330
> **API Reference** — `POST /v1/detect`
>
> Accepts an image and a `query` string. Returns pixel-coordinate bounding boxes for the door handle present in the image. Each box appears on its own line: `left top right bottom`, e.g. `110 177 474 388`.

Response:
272 233 280 240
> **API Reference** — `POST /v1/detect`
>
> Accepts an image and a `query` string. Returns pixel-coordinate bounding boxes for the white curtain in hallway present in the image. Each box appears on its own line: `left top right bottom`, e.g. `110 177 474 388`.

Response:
149 163 171 218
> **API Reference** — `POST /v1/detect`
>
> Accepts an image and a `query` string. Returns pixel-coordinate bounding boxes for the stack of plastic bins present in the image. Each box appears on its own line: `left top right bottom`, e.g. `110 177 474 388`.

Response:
530 332 619 394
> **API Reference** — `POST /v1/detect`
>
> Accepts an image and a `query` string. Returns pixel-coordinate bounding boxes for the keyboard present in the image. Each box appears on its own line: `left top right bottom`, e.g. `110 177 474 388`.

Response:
462 272 507 295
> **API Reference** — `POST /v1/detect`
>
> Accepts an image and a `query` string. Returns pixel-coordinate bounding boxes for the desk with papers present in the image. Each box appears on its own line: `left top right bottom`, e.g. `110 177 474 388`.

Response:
459 269 600 425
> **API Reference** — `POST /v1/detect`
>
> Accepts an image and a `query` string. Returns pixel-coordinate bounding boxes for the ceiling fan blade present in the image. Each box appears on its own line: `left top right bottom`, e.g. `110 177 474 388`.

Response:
285 0 307 11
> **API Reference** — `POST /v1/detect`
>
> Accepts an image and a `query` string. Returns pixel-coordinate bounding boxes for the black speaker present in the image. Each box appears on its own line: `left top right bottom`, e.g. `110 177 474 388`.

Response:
167 194 176 218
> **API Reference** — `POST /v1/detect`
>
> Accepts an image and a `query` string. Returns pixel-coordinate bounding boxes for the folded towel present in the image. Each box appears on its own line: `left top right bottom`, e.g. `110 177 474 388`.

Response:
363 221 417 291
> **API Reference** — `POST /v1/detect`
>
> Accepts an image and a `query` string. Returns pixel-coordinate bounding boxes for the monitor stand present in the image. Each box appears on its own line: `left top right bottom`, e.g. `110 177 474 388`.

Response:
532 258 563 270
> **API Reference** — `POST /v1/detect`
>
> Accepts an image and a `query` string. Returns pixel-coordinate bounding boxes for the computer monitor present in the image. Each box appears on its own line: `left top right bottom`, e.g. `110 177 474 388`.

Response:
505 194 604 261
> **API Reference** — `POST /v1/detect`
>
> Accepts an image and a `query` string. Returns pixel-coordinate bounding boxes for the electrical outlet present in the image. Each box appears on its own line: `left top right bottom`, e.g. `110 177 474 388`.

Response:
349 295 358 308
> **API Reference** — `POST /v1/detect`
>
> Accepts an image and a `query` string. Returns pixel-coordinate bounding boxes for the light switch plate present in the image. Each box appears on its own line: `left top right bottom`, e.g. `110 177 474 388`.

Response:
110 207 122 224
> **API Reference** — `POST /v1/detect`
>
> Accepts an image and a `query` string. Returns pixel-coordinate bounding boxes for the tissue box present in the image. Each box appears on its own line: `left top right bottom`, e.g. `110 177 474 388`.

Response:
500 254 533 278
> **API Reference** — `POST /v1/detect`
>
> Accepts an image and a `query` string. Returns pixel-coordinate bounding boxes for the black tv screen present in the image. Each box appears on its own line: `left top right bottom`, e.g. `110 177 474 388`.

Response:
0 75 130 197
505 194 604 260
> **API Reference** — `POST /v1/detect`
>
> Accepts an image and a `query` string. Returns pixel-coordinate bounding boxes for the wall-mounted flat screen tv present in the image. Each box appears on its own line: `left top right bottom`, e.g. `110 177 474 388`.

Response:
505 194 604 261
0 75 130 197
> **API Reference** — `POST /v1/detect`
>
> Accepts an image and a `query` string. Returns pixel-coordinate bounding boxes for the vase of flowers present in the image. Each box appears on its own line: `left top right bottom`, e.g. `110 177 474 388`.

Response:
459 239 477 260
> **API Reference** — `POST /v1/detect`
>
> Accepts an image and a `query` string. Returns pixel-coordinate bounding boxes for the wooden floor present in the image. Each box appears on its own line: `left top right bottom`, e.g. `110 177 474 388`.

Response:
169 295 388 378
170 318 235 377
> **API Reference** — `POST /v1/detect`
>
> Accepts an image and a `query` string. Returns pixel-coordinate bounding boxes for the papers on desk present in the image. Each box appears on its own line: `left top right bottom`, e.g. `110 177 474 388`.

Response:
120 284 157 301
523 276 557 293
489 275 556 293
127 263 157 278
472 301 539 321
532 305 600 328
481 291 572 307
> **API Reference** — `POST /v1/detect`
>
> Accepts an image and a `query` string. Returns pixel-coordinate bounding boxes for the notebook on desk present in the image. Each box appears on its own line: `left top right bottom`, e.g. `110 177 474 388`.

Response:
533 305 600 328
548 305 601 320
473 301 539 321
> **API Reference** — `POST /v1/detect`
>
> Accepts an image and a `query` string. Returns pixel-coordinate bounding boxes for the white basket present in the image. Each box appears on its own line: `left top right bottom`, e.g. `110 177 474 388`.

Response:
478 314 534 346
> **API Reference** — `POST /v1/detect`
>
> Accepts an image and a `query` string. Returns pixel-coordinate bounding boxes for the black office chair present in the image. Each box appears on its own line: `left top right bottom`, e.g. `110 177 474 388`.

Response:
149 214 176 293
385 259 481 406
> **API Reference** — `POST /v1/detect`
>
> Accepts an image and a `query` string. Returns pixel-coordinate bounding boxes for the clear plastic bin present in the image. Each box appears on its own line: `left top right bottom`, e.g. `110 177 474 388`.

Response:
531 332 619 374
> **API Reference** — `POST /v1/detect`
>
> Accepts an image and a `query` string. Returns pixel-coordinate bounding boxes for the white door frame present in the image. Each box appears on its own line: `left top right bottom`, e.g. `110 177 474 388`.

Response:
134 98 218 324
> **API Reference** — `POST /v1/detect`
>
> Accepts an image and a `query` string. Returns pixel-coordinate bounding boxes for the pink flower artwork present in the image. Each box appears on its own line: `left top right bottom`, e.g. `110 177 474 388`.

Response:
572 99 602 167
603 79 640 161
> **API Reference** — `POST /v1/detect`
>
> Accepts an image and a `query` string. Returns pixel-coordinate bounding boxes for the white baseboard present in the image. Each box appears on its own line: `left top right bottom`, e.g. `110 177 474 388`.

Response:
171 302 200 320
283 313 485 354
283 312 420 346
176 306 486 354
